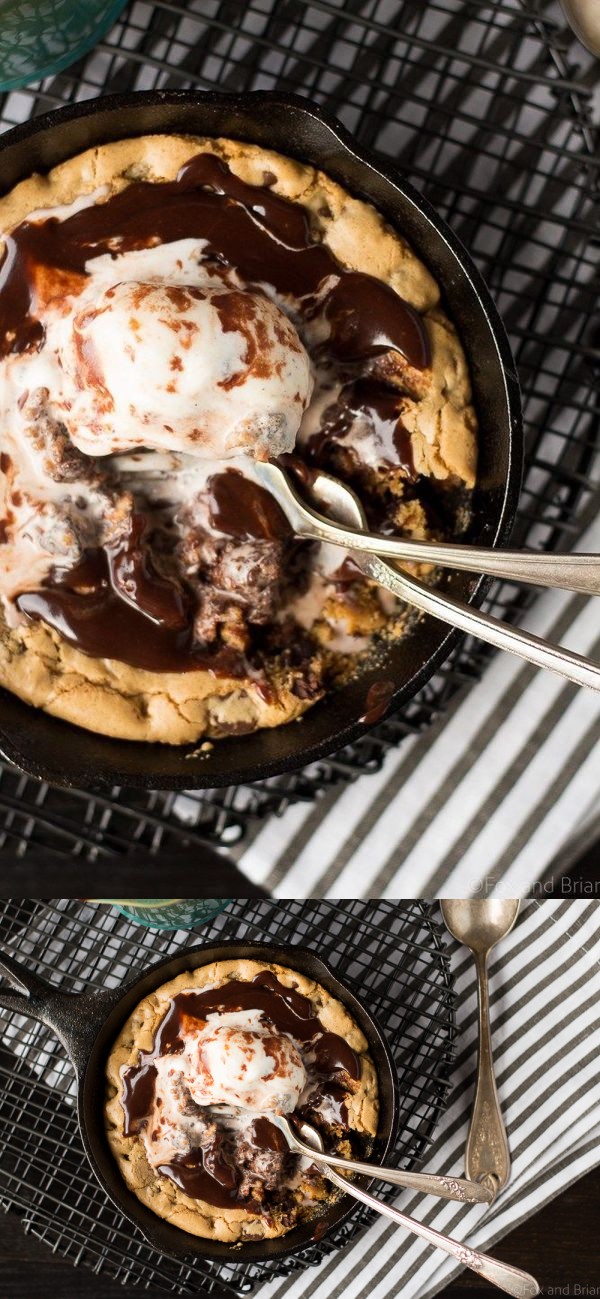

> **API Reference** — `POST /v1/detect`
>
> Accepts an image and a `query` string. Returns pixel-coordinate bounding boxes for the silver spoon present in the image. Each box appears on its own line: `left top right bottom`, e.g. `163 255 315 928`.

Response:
440 900 520 1203
254 461 600 693
255 461 600 597
300 1120 539 1298
270 1113 492 1203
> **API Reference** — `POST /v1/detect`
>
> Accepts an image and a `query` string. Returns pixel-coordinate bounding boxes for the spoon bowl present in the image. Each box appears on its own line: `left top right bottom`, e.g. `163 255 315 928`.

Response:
440 899 521 954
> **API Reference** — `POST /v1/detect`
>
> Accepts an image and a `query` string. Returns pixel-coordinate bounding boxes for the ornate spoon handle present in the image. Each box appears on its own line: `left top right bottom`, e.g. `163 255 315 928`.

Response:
465 952 511 1199
319 1162 539 1298
355 552 600 693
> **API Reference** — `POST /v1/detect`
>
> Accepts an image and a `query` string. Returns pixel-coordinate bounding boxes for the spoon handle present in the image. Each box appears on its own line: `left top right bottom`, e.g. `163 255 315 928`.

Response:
466 952 511 1200
310 517 600 597
318 1163 539 1298
289 1137 491 1202
354 552 600 693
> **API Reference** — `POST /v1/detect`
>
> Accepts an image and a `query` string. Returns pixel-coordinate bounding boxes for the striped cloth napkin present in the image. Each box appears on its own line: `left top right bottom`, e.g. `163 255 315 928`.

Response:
255 900 600 1299
236 514 600 898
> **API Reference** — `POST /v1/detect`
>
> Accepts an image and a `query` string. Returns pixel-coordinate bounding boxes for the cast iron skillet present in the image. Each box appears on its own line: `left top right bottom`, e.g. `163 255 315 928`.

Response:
0 90 523 789
0 938 399 1263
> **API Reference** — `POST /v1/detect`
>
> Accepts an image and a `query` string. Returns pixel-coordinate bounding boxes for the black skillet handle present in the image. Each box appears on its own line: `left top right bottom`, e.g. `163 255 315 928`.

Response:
0 947 119 1075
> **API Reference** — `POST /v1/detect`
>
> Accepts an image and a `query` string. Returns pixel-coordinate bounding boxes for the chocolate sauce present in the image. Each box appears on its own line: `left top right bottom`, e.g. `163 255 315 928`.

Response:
158 1143 241 1210
0 153 430 372
251 1116 289 1154
208 470 292 541
120 970 361 1211
139 971 360 1072
360 678 396 725
156 1114 290 1211
312 1030 359 1075
307 379 415 478
121 1063 157 1135
299 1081 349 1128
322 275 429 370
17 556 195 673
278 452 321 492
106 512 188 630
15 523 252 676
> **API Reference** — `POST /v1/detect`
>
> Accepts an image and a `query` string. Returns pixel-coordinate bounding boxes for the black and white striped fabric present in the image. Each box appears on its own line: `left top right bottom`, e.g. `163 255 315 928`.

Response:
255 900 600 1299
237 517 600 897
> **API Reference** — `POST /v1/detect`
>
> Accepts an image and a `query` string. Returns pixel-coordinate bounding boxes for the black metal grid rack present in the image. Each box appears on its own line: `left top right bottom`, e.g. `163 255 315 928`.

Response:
0 0 598 858
0 898 455 1293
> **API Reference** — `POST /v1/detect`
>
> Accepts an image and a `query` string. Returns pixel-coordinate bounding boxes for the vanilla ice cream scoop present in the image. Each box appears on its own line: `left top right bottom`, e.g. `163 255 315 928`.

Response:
188 1025 307 1113
56 280 313 460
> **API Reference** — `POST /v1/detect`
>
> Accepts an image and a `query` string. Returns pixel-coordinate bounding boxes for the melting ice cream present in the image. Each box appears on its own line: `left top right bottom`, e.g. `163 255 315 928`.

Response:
57 279 312 459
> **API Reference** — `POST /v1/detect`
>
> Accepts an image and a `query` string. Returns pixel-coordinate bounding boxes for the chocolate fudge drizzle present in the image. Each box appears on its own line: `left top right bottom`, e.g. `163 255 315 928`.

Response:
16 547 218 675
208 469 292 542
0 154 429 366
1 153 430 668
121 971 360 1210
306 379 416 478
0 453 13 544
15 482 286 677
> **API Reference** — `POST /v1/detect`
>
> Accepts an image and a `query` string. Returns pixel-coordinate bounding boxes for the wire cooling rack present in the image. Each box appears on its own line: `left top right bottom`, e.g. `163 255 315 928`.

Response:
0 0 598 857
0 898 454 1294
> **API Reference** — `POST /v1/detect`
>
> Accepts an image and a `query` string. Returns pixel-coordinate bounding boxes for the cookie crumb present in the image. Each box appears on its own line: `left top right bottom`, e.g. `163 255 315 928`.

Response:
185 740 214 759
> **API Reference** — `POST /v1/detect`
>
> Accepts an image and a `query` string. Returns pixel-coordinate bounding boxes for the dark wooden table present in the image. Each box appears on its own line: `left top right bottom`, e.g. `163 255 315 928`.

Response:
1 1164 598 1297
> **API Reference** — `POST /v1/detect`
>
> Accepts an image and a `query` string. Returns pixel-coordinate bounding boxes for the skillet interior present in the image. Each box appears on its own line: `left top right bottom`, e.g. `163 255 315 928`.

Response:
77 940 399 1262
0 90 522 788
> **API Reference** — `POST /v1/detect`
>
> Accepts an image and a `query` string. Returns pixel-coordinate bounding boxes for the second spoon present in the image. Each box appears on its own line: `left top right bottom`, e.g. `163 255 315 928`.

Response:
271 1113 492 1203
301 1122 539 1299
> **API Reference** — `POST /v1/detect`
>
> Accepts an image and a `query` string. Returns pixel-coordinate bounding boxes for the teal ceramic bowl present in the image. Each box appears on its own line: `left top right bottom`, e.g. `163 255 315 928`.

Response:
0 0 128 92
